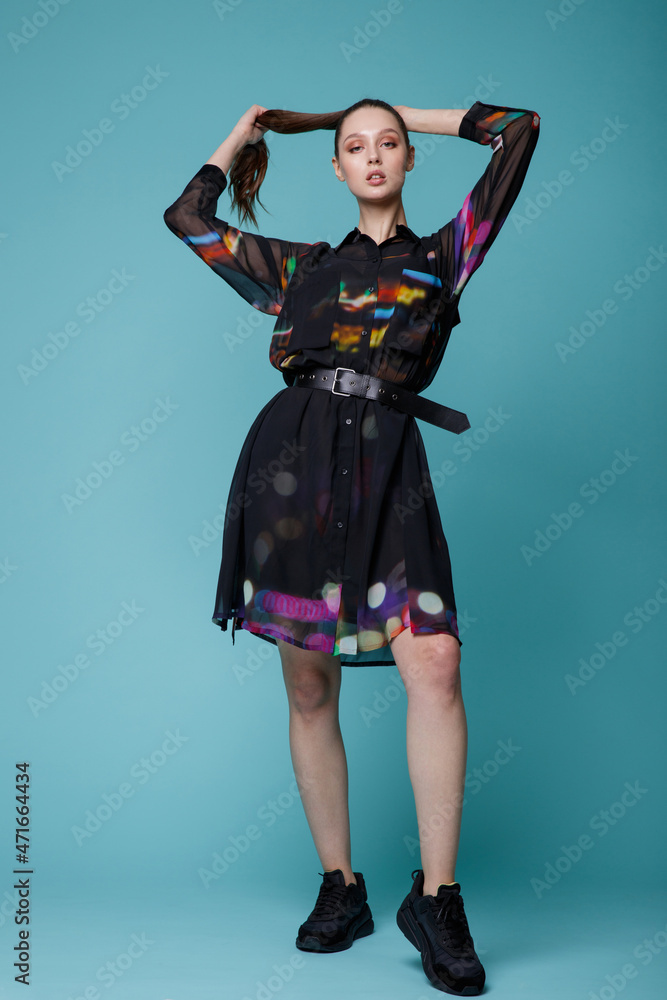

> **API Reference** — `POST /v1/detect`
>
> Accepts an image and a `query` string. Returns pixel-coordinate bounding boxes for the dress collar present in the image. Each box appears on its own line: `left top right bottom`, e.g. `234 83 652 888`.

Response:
333 222 420 253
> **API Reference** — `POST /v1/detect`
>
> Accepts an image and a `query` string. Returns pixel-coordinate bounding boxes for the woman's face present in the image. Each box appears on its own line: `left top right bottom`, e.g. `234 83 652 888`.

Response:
333 106 414 203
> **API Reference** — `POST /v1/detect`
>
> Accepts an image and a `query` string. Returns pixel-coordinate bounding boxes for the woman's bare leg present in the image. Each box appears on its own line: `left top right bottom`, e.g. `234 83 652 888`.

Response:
390 628 467 896
277 638 357 887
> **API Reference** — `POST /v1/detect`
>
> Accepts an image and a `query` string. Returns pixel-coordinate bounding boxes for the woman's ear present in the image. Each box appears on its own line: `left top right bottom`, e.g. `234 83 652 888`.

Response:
332 156 345 182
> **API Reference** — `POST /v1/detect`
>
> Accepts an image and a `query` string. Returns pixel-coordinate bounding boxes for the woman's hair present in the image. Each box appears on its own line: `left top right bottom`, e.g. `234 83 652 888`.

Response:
228 98 410 227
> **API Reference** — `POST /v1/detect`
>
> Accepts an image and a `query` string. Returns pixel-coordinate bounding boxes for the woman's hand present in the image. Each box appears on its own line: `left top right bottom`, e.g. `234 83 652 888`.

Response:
231 105 270 146
205 105 269 173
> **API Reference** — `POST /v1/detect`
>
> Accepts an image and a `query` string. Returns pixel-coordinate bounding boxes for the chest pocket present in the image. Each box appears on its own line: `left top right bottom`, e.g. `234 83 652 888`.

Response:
384 267 444 356
282 255 340 353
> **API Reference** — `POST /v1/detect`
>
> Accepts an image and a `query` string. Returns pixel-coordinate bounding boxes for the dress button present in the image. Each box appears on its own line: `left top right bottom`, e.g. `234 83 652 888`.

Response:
341 468 348 475
361 329 368 336
337 521 343 528
345 418 352 425
367 286 374 293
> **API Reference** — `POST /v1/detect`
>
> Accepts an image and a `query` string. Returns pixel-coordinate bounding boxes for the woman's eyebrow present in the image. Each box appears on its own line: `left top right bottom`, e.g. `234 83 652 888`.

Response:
343 127 400 142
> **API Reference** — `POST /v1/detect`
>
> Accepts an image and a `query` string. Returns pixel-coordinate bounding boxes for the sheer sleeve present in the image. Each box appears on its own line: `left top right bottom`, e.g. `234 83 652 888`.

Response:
163 164 312 316
433 102 540 299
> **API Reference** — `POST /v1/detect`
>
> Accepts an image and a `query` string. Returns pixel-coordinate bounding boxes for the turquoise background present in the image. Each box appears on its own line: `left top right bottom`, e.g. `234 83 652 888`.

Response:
2 0 666 996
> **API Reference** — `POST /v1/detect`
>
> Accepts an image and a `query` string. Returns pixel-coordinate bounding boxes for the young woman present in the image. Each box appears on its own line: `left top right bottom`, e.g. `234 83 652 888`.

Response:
164 96 540 996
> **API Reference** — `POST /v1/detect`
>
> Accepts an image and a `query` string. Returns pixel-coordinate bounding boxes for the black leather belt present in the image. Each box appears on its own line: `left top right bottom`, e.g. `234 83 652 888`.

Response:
289 366 470 434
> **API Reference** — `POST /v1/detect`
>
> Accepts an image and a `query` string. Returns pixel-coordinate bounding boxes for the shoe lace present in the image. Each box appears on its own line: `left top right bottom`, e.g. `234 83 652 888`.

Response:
311 879 354 920
431 892 473 953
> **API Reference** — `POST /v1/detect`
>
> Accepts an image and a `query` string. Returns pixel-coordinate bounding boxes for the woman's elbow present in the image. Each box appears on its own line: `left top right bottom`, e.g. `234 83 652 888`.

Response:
163 205 182 234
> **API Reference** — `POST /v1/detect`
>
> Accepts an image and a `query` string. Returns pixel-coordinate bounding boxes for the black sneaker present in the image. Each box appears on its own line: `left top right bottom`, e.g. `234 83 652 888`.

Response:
296 869 374 952
396 868 485 995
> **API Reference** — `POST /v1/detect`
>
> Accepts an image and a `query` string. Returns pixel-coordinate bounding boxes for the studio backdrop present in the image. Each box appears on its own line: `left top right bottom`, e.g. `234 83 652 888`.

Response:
2 0 665 998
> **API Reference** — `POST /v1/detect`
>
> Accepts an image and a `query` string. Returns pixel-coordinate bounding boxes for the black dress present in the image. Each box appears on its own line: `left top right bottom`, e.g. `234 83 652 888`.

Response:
163 100 540 666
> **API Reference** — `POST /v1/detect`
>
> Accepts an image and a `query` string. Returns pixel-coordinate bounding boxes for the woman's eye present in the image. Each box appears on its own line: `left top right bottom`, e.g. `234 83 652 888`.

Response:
348 141 396 153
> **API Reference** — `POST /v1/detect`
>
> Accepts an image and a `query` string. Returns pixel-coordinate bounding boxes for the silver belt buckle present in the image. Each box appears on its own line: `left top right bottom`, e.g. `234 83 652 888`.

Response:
331 366 355 396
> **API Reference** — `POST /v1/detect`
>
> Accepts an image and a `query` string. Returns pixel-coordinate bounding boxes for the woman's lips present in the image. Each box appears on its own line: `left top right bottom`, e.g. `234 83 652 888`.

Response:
366 175 386 185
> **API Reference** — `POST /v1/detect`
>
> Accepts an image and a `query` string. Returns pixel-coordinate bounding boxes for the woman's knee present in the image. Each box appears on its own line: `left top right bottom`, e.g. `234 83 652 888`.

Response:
393 631 462 698
278 642 340 715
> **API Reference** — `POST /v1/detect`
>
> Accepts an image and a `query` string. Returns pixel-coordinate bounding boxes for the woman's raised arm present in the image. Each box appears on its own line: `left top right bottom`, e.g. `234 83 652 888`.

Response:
420 101 541 300
163 107 311 316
